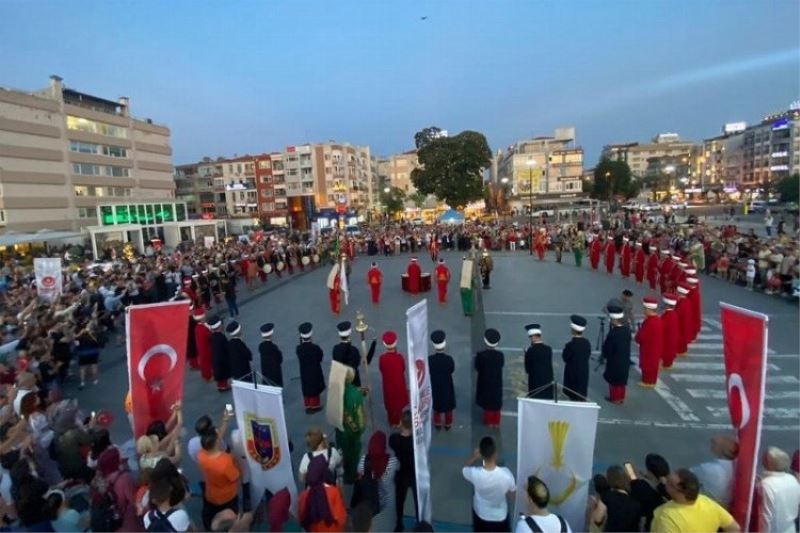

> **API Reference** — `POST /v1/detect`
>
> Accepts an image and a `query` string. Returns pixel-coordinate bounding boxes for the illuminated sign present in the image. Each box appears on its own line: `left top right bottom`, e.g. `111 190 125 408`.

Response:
723 122 747 134
100 203 185 226
772 118 789 130
771 152 788 158
770 165 789 171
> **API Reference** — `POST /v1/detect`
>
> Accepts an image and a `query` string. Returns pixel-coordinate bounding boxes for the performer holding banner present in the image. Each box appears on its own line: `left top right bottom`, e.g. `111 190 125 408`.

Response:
720 303 768 530
34 257 63 302
515 398 600 532
127 300 191 438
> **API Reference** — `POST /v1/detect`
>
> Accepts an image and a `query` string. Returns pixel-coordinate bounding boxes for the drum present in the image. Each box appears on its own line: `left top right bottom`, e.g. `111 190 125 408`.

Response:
421 273 432 292
301 256 311 266
401 273 410 292
290 257 298 267
263 264 272 274
312 254 320 263
276 261 285 271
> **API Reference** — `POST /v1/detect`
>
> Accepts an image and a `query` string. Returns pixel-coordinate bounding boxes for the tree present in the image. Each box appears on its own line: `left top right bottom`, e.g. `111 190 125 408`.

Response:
776 173 799 203
381 187 406 215
591 159 638 200
411 128 492 208
407 191 427 208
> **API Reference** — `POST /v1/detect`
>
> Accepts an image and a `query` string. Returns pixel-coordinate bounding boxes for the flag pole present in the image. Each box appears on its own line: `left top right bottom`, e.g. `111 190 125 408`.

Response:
355 311 375 430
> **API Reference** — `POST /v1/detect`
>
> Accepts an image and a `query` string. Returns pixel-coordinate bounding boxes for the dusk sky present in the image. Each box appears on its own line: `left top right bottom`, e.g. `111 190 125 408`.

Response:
2 1 798 165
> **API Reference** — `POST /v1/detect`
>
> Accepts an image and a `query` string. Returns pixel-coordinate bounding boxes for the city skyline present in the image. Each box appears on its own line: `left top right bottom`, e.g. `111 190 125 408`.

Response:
2 1 798 164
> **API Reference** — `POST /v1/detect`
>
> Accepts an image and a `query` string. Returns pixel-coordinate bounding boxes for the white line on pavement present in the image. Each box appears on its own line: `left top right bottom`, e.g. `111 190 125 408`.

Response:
653 380 701 421
671 361 782 371
707 406 800 419
703 318 723 329
697 334 723 341
670 374 799 384
676 352 797 360
687 389 800 400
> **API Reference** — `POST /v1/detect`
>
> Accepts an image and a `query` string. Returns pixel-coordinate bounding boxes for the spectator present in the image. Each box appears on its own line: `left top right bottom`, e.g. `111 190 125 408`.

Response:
389 410 417 532
598 465 640 532
143 459 194 532
45 488 88 532
95 446 141 532
298 426 343 486
515 475 572 533
357 430 399 533
630 455 670 530
689 435 737 508
298 455 347 532
350 501 375 533
651 468 740 532
196 431 241 531
266 487 292 532
462 436 516 532
210 509 253 532
757 447 800 533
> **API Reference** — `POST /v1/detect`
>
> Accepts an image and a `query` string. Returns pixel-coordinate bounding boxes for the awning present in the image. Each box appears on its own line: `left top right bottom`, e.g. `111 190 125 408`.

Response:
0 230 85 247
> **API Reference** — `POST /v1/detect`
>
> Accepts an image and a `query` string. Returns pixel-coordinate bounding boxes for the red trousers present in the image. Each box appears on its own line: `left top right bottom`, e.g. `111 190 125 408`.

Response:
304 396 321 409
437 282 448 304
216 379 230 391
640 360 659 386
329 289 341 315
434 411 453 428
386 406 404 427
187 357 199 370
370 284 381 304
536 246 545 261
609 385 626 403
482 410 501 426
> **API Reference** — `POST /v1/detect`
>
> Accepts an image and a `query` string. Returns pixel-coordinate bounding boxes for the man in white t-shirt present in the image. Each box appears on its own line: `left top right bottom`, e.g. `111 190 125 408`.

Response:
515 475 572 533
462 436 516 532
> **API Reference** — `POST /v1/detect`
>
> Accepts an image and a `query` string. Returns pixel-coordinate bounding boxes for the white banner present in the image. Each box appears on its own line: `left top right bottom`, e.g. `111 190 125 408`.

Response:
232 380 298 515
204 236 215 248
341 257 349 305
515 398 600 531
406 299 432 522
34 257 62 302
325 360 349 431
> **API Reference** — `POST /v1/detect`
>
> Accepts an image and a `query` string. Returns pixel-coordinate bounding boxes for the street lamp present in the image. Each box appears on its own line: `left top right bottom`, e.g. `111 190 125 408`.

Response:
527 158 536 255
500 177 509 224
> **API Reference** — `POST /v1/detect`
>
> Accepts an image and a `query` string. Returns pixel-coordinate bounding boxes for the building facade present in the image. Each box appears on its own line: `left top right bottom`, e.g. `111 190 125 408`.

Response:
0 76 175 232
382 150 419 194
740 106 800 188
602 134 697 178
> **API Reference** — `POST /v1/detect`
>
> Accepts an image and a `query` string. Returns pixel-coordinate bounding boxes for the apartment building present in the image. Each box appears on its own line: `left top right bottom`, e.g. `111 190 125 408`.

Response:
0 75 174 232
602 134 697 178
381 150 419 194
494 128 584 210
740 106 800 187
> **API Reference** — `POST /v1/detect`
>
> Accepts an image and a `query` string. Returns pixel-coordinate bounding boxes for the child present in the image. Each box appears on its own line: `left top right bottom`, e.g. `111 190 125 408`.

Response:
746 259 756 290
716 253 730 279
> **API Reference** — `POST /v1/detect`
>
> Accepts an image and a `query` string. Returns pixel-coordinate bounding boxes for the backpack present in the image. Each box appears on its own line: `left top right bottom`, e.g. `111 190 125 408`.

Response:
350 456 381 516
146 508 179 532
306 448 337 486
524 514 568 533
90 472 123 532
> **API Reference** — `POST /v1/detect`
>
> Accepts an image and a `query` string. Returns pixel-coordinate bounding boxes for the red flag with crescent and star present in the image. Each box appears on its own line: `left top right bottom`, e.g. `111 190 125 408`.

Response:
720 302 768 529
127 300 191 438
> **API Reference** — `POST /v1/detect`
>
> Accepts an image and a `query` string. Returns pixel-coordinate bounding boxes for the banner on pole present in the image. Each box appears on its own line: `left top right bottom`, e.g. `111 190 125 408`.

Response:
515 398 600 531
341 257 349 305
720 302 768 529
127 300 190 438
406 299 432 523
34 258 62 302
232 380 298 515
204 236 215 248
325 360 349 431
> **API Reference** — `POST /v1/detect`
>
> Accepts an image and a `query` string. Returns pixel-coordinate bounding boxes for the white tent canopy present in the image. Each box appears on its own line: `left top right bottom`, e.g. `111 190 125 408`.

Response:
0 230 85 247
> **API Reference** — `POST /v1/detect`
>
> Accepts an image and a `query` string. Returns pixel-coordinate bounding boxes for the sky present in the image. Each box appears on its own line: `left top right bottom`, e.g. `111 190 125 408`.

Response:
1 1 798 165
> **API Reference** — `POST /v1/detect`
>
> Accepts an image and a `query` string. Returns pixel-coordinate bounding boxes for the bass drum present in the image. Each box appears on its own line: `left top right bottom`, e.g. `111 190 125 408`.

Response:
312 254 320 264
301 256 311 266
263 264 272 274
276 261 285 271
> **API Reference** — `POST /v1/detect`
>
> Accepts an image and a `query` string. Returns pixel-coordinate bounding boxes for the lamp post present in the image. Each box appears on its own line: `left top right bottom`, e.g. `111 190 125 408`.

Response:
383 187 391 222
500 177 509 224
355 311 374 429
527 158 537 255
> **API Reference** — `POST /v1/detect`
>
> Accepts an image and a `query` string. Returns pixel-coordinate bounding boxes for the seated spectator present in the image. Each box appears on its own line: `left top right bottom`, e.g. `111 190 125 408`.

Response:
757 447 800 533
651 468 740 532
515 475 572 533
630 453 670 531
298 455 347 532
689 435 737 509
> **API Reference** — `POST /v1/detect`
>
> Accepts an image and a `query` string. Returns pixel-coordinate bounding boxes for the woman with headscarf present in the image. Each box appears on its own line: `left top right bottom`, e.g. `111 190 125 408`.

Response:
298 456 347 532
335 367 365 483
357 431 399 533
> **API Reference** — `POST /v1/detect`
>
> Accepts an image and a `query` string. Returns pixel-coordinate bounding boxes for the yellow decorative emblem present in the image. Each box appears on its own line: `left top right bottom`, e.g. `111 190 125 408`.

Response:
535 420 580 506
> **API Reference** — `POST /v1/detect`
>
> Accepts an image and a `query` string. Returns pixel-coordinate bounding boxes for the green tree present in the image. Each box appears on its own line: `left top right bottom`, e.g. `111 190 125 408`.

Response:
592 159 637 200
776 173 799 203
407 191 427 208
411 128 492 207
381 187 406 215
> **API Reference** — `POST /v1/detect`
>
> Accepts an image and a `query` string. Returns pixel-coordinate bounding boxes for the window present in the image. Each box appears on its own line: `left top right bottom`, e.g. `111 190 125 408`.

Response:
77 207 95 218
72 163 130 177
73 185 130 197
258 160 271 169
66 116 127 138
74 186 89 196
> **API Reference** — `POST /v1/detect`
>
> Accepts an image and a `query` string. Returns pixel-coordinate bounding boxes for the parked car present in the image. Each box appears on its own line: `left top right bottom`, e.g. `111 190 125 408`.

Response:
748 200 767 213
531 208 555 217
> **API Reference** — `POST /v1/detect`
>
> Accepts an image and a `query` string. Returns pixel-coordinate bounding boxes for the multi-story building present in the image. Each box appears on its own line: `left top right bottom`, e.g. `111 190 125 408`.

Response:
494 128 584 210
0 75 175 232
740 106 800 188
698 125 747 192
382 150 419 194
602 134 697 178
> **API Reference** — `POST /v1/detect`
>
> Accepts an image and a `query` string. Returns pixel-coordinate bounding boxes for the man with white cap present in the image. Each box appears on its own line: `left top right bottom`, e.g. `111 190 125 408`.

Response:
646 247 661 291
378 331 409 427
523 324 554 400
675 282 692 357
685 274 702 342
434 258 451 304
208 315 231 392
332 321 363 387
604 234 616 276
226 320 252 381
636 296 663 388
620 236 632 278
296 322 325 413
475 328 504 427
258 323 283 387
562 315 591 401
407 257 422 294
367 261 383 304
660 293 680 370
634 241 646 284
659 250 675 293
194 306 214 383
428 330 455 430
601 305 632 405
479 250 494 289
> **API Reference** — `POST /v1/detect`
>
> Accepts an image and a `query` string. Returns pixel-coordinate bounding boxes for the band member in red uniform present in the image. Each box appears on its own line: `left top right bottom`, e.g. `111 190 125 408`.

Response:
181 277 199 306
604 236 616 275
428 330 455 430
619 237 632 278
646 247 660 290
636 296 663 388
367 261 383 304
378 331 409 427
434 258 451 304
660 293 680 370
475 328 504 427
407 257 421 294
671 259 687 290
634 241 646 284
327 261 342 315
534 228 547 261
589 235 602 270
429 234 440 262
686 273 702 341
659 250 675 293
345 238 356 261
602 305 632 404
675 283 692 356
187 303 199 370
194 306 213 382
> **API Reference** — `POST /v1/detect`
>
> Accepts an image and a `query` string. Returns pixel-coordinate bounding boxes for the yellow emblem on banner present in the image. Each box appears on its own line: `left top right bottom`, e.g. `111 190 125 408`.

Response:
536 420 579 506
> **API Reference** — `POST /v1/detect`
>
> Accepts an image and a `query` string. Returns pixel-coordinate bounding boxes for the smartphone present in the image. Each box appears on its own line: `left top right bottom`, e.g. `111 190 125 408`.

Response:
91 411 96 418
225 403 234 415
624 462 637 480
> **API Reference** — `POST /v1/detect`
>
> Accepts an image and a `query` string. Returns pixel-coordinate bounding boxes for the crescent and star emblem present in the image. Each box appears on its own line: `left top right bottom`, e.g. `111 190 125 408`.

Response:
138 344 178 392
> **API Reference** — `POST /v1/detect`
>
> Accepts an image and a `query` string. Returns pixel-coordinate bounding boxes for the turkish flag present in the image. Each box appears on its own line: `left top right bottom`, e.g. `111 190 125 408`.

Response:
127 301 191 438
720 303 768 529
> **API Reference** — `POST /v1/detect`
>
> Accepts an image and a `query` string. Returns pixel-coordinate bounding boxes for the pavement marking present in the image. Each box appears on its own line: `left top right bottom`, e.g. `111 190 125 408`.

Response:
497 346 601 355
707 406 800 419
697 334 723 341
703 318 723 329
687 389 800 400
701 326 711 332
653 379 701 422
671 361 782 371
486 311 601 317
678 352 796 360
670 374 799 385
499 411 800 432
